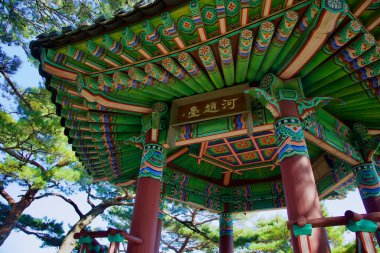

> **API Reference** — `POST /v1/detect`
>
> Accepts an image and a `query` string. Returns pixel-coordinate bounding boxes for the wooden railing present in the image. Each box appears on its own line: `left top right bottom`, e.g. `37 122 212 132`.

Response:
74 228 142 253
288 211 380 253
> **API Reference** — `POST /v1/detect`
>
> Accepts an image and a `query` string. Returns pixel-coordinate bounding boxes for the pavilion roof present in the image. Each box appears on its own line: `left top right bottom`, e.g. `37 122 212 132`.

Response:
30 0 380 213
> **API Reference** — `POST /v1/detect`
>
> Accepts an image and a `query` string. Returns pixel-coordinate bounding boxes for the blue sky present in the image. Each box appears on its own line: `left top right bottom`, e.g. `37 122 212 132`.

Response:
0 45 366 252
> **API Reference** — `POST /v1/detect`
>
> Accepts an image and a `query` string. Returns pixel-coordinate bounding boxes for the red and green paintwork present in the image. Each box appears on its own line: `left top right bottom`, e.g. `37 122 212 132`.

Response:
31 0 380 213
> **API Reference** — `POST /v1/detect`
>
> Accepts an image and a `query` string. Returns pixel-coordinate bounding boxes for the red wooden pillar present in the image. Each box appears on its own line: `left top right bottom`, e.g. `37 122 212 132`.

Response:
276 100 330 253
127 144 166 253
353 163 380 243
219 213 233 253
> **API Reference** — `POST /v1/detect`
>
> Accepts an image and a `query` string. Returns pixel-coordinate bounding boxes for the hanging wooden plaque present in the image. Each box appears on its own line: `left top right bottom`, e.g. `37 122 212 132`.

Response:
167 84 253 147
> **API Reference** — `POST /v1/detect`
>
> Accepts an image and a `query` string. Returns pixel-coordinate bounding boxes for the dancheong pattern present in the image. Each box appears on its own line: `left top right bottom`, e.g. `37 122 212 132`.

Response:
225 0 240 17
275 117 309 161
202 6 218 25
272 182 286 207
31 0 380 214
353 163 380 200
139 144 166 180
178 16 196 34
220 213 233 236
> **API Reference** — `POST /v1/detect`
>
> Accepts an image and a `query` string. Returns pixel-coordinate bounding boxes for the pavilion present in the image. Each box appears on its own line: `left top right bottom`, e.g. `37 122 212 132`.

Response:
30 0 380 252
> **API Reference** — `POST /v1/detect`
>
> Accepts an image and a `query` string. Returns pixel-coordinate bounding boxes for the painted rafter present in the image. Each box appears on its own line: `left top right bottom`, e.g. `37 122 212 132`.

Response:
270 2 320 72
38 0 378 92
41 1 313 81
256 10 299 80
189 0 208 41
298 20 363 78
31 0 380 210
143 20 170 54
122 28 152 59
279 1 345 79
161 56 206 93
216 0 227 34
353 0 373 17
161 12 186 49
303 33 377 94
262 0 273 17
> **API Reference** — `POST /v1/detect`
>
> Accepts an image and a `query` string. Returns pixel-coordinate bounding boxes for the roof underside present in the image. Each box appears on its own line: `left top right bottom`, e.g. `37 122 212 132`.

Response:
31 0 380 213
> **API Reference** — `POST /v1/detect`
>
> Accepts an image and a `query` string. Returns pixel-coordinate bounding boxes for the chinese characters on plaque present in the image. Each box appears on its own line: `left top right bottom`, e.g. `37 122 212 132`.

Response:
177 93 246 124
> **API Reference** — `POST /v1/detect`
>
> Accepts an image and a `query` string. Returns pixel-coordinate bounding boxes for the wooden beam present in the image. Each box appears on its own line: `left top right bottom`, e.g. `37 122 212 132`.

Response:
318 172 354 199
223 138 244 165
166 147 189 163
200 154 237 173
80 88 152 114
116 180 136 187
92 177 109 182
250 135 266 162
198 142 207 164
43 62 78 82
213 146 275 159
167 129 248 148
366 16 380 32
164 124 274 148
368 129 380 136
227 175 282 187
223 171 232 186
279 10 341 79
304 131 361 166
353 0 373 17
234 164 274 173
168 162 282 188
167 162 224 186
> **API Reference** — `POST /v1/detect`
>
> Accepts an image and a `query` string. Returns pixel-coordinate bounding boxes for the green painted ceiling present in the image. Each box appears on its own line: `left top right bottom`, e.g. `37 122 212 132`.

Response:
30 0 380 212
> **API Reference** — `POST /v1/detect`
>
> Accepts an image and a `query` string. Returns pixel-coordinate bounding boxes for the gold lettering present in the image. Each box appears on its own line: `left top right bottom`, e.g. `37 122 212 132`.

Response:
204 102 219 113
188 106 200 118
222 98 238 110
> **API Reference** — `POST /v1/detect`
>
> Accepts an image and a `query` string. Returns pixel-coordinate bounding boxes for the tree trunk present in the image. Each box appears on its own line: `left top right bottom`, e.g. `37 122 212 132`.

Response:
0 189 38 246
58 204 109 253
58 199 128 253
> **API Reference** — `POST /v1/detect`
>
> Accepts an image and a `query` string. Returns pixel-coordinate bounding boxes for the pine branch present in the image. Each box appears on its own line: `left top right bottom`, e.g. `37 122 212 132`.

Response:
84 185 96 208
15 222 59 242
35 193 84 218
0 183 16 206
0 69 32 110
87 193 96 208
53 160 73 168
163 210 217 245
0 146 46 172
102 193 133 207
195 217 218 226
